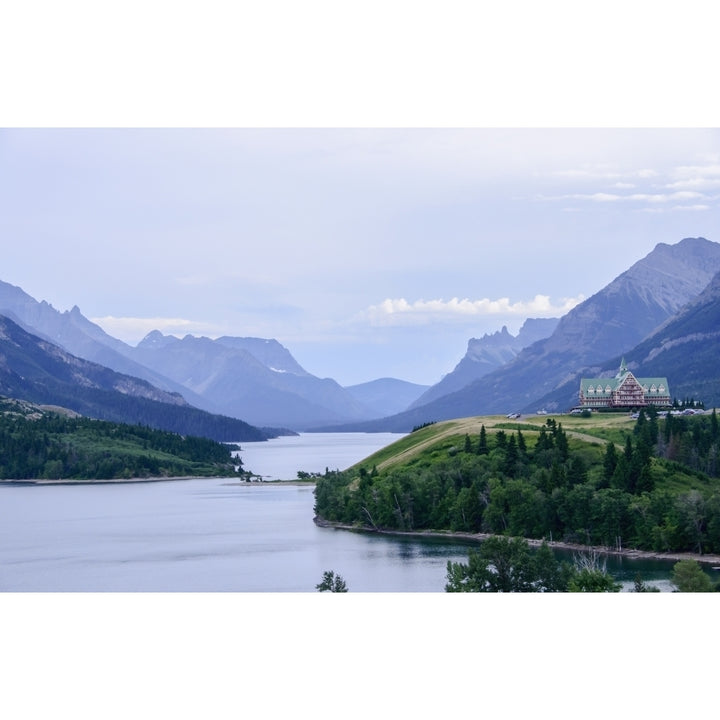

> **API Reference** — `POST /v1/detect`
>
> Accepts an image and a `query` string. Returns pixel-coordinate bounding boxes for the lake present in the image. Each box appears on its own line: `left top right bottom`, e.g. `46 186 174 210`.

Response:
0 432 693 592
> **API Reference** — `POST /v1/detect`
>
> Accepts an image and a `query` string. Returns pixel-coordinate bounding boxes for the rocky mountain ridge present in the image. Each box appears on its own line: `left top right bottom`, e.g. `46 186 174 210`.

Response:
409 317 559 408
3 236 719 432
322 237 720 431
531 268 720 411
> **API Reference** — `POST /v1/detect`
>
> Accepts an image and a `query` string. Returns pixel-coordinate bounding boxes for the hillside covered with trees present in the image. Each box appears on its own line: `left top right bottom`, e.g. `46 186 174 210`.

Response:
0 399 242 480
314 409 720 555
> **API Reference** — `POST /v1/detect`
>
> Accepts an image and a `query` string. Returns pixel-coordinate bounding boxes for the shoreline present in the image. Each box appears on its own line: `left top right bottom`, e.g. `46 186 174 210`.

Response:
0 476 317 487
313 517 720 568
0 475 238 486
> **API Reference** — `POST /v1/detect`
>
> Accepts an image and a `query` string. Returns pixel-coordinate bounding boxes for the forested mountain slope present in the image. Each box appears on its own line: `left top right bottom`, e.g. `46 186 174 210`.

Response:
0 398 242 480
0 315 270 441
0 279 215 411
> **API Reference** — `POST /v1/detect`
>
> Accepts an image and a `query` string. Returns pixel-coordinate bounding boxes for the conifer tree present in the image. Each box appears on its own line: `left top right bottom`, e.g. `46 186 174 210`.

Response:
477 425 489 455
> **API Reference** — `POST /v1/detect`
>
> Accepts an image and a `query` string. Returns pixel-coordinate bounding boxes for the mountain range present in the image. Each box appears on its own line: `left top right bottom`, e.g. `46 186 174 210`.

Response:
408 317 559 409
0 314 268 441
532 266 720 412
317 237 720 431
2 236 720 435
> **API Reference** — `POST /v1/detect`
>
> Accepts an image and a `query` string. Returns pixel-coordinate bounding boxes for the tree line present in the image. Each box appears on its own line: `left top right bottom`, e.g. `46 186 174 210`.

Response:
0 411 242 480
314 410 720 554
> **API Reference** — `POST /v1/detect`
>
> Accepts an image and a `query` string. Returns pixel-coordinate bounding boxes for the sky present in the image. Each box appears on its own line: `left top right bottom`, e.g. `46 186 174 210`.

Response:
2 127 719 385
2 2 717 711
1 4 720 390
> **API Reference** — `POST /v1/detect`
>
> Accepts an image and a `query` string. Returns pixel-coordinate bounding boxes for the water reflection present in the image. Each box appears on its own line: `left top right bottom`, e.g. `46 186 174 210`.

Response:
2 427 710 592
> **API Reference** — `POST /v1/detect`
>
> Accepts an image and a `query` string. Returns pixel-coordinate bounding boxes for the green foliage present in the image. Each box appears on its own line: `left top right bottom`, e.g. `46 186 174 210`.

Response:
566 552 621 592
314 413 720 556
477 425 489 455
0 410 240 480
670 560 715 592
444 537 622 593
632 574 660 592
567 568 621 592
316 570 348 592
445 537 572 592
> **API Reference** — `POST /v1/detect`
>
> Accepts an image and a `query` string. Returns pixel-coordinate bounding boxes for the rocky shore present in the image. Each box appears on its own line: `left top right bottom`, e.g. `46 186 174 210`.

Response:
314 516 720 567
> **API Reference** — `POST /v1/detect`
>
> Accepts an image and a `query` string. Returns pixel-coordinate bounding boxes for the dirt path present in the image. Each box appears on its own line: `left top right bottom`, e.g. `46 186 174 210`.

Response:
376 415 615 471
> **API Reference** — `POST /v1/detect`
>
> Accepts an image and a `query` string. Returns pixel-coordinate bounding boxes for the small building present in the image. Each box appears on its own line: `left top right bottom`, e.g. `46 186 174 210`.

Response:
579 359 671 410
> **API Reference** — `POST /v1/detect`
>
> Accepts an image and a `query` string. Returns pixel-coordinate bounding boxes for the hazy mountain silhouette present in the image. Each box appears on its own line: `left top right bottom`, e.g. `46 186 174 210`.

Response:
320 237 720 431
0 314 271 441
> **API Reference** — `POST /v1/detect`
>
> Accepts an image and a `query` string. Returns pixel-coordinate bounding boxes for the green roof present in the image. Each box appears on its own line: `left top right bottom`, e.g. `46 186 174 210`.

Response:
580 373 669 396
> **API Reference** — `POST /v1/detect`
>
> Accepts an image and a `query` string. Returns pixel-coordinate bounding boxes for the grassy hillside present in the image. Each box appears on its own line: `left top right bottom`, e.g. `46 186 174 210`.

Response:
349 414 640 473
315 410 720 554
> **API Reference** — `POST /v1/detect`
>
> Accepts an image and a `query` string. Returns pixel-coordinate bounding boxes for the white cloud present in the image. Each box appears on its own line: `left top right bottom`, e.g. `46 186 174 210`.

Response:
359 294 585 327
664 177 720 190
550 167 658 181
670 204 711 211
91 316 225 344
546 190 707 204
663 162 720 189
639 204 711 214
673 163 720 177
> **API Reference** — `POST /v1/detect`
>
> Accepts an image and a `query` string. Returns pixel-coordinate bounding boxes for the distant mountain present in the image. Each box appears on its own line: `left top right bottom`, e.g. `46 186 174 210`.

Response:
325 237 720 432
214 336 311 376
533 269 720 411
409 317 559 408
343 378 430 418
124 331 377 430
0 314 270 442
0 279 216 412
0 279 383 430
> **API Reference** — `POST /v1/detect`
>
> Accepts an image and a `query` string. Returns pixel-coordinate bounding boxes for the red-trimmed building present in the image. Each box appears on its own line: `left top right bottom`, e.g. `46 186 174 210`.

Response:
579 359 671 409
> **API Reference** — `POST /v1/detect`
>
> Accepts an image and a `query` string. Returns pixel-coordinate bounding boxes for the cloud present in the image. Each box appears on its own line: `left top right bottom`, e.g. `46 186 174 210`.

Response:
550 167 658 181
665 177 720 189
641 204 711 213
542 190 709 206
358 294 585 327
91 316 225 344
662 162 720 189
571 191 704 203
673 163 720 177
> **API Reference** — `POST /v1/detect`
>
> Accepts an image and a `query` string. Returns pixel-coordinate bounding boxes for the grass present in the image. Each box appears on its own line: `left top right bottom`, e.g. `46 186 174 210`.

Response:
349 412 641 473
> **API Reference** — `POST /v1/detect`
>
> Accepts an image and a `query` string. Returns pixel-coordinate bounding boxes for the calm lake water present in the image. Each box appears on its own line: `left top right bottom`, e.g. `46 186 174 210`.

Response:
0 433 701 592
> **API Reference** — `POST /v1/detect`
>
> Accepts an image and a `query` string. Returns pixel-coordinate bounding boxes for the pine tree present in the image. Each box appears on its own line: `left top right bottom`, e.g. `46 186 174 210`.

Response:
477 425 489 455
602 442 618 486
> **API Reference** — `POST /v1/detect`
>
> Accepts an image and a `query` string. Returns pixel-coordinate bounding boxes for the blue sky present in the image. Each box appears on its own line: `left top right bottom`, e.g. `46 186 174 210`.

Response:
2 4 720 386
1 127 719 385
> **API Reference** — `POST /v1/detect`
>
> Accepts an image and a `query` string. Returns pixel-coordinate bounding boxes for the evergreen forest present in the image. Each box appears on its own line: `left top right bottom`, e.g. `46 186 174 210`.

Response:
314 409 720 555
0 401 242 480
